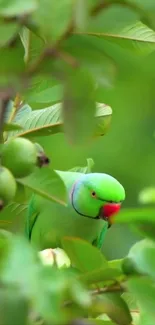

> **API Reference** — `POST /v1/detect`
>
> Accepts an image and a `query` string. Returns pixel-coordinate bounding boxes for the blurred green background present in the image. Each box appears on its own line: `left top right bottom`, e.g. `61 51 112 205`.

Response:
36 46 155 260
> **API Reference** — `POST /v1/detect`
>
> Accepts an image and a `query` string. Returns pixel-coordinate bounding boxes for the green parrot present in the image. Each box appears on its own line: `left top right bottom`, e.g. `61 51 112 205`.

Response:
26 170 125 250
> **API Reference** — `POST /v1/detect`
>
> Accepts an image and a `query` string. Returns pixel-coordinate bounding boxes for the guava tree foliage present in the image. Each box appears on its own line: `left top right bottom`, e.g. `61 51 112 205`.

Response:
0 1 155 325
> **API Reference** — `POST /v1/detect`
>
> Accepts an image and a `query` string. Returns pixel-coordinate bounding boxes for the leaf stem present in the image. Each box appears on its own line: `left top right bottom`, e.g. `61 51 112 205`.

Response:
4 93 22 142
8 93 22 124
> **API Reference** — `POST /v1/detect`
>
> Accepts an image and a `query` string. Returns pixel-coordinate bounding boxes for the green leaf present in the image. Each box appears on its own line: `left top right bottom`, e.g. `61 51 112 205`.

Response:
69 158 95 173
0 235 39 287
123 238 155 278
0 0 37 17
83 18 155 55
87 319 116 325
0 234 69 324
94 103 112 136
138 309 153 325
129 0 155 10
79 267 122 285
0 22 19 47
4 102 31 123
70 280 92 308
74 0 90 31
89 4 140 33
3 122 23 132
26 84 63 108
115 207 155 223
0 287 28 325
61 237 108 272
7 102 112 139
17 168 67 206
108 259 123 271
95 293 132 325
138 187 155 204
0 203 27 233
20 27 45 65
0 38 25 87
114 207 155 239
63 35 116 88
32 0 73 42
127 277 155 319
122 292 138 310
14 182 26 204
62 68 96 144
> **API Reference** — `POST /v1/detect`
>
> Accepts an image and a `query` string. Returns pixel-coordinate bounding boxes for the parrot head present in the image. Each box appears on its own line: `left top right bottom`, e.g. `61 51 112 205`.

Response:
71 173 125 226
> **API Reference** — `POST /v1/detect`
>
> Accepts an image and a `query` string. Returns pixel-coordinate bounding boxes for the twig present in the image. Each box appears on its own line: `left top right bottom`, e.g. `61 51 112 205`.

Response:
8 93 22 124
91 283 124 296
63 284 124 307
0 89 13 143
3 93 22 142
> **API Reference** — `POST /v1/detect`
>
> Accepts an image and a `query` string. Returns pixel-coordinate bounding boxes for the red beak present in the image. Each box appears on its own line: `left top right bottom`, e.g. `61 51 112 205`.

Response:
103 203 121 219
99 203 121 223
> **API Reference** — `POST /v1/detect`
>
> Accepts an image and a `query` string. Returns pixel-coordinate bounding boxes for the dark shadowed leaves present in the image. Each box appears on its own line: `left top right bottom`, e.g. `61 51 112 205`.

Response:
94 293 132 325
0 22 19 48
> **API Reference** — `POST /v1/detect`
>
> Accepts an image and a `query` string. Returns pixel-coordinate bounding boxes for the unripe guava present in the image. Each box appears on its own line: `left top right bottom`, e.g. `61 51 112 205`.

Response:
1 138 37 178
0 167 16 209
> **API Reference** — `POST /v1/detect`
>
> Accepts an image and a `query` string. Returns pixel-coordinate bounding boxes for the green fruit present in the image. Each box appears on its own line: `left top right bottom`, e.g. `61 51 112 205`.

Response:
0 167 16 208
1 138 37 178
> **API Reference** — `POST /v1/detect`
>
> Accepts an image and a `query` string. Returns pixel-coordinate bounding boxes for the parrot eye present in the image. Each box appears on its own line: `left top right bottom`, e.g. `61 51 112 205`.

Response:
91 191 96 198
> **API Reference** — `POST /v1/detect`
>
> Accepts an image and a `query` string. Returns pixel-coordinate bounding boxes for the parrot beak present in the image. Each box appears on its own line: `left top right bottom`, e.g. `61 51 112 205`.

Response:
99 203 121 227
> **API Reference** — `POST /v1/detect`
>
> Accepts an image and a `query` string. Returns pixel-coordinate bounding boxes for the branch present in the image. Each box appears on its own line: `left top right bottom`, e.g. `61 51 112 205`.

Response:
8 93 22 124
63 283 124 308
91 283 124 296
